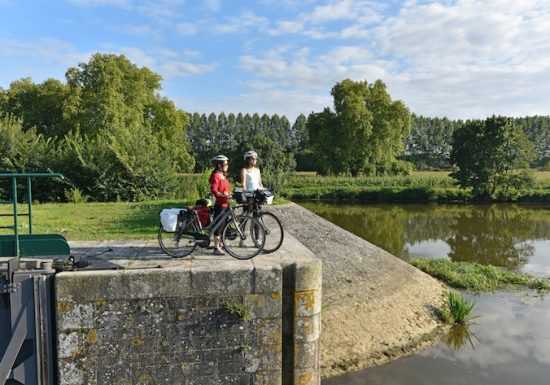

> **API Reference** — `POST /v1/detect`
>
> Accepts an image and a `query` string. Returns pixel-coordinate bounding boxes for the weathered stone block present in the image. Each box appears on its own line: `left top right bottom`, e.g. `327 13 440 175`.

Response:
295 289 322 317
294 341 318 369
294 261 322 292
191 265 253 295
244 293 282 319
295 313 321 343
252 264 282 294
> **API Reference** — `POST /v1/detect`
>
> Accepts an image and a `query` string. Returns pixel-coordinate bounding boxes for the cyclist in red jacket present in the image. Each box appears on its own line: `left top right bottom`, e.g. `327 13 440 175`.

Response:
209 155 231 255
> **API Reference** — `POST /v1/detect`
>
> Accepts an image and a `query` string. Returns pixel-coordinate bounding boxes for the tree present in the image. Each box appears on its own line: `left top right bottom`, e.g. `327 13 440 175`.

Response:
450 116 536 200
307 79 412 176
404 115 460 170
0 77 71 138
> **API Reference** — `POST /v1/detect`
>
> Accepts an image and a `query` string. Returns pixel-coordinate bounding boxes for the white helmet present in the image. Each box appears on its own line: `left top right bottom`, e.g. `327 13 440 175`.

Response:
244 150 258 160
211 155 229 164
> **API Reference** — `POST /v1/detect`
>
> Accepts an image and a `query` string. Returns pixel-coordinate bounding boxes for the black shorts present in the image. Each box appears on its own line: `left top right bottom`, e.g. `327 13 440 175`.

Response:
213 204 225 235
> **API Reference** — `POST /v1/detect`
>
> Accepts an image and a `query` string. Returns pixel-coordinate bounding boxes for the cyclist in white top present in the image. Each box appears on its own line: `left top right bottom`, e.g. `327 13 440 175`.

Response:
241 150 263 192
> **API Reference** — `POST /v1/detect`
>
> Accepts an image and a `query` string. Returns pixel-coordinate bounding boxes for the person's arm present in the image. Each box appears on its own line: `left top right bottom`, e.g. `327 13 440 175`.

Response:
258 169 263 188
240 168 246 190
210 174 221 197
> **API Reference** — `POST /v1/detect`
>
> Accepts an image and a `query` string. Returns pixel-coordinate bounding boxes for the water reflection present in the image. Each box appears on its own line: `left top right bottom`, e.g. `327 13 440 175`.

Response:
444 324 480 351
301 202 550 274
322 292 550 385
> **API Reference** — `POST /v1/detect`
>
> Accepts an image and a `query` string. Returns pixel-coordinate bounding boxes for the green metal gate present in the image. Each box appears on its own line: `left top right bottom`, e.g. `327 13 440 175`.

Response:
0 173 70 258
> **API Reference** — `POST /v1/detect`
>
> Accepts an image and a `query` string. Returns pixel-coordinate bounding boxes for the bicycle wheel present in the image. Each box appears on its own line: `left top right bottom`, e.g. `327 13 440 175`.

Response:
222 216 266 260
158 224 197 258
256 212 284 253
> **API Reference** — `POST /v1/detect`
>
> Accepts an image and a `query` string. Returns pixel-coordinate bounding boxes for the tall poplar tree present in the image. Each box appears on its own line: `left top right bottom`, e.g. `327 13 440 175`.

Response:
307 79 412 176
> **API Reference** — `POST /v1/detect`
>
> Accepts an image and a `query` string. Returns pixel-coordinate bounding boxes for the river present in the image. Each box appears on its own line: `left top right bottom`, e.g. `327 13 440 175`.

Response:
300 202 550 385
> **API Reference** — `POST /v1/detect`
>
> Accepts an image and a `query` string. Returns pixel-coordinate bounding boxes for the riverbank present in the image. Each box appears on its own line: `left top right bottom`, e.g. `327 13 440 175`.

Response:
282 171 550 202
268 203 447 377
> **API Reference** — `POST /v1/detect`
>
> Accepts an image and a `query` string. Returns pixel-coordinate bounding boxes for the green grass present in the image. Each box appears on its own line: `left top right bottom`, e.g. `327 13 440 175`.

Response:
285 170 550 202
441 291 476 325
0 196 288 241
411 258 550 292
0 200 194 240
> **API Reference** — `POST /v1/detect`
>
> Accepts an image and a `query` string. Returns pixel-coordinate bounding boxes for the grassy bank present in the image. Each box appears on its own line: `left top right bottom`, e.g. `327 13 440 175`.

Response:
0 197 288 241
0 200 195 240
284 171 550 202
411 259 550 291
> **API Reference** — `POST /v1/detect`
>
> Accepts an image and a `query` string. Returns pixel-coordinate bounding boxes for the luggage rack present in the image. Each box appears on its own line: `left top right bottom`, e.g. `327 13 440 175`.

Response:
0 173 70 258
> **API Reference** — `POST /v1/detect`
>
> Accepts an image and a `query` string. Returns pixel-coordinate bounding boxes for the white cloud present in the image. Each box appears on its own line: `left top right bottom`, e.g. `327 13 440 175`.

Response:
158 61 216 77
120 47 216 77
369 0 550 118
214 10 270 34
66 0 130 7
176 22 198 36
203 0 221 12
268 20 304 36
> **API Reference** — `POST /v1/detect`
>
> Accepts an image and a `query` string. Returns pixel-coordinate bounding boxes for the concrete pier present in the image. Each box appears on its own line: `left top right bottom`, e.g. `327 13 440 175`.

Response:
56 235 321 385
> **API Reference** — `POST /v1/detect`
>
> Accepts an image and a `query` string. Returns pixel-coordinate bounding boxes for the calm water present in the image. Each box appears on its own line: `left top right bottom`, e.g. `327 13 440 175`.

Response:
301 202 550 385
323 291 550 385
301 202 550 276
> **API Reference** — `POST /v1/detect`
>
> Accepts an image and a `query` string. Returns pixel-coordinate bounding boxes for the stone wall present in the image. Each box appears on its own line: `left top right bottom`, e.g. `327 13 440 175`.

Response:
55 242 321 385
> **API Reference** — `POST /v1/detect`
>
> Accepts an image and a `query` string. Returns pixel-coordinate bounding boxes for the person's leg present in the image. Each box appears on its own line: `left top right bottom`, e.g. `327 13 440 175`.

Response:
212 204 225 254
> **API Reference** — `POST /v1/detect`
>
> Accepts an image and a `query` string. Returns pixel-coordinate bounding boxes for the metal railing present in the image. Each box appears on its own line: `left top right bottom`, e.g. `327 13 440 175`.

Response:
0 173 64 257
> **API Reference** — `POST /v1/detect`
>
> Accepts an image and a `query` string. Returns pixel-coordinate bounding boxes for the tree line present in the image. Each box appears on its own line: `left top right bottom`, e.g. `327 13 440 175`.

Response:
405 115 550 170
1 52 548 202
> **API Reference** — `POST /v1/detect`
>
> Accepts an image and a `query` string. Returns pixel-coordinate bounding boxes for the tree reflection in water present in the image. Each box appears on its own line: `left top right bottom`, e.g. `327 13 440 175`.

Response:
301 202 550 272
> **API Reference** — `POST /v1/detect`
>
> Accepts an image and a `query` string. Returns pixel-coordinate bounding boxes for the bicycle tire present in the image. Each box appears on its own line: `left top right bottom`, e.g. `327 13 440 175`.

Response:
256 212 284 253
158 224 197 258
222 216 266 260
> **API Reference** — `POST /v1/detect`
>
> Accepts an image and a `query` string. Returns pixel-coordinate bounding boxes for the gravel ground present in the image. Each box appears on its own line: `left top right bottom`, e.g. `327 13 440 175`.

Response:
268 202 447 378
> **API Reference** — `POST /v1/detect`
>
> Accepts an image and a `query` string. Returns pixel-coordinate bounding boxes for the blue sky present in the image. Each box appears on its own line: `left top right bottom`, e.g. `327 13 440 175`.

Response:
1 0 550 122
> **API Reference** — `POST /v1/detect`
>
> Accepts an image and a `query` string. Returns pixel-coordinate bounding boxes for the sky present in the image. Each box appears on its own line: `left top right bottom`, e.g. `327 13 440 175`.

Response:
1 0 550 122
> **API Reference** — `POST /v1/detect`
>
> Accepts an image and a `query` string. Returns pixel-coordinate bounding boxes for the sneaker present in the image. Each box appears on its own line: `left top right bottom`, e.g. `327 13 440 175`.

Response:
213 247 225 255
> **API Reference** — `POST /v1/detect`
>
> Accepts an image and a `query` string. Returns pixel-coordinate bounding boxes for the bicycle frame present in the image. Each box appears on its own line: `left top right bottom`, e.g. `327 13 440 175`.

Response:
179 203 246 246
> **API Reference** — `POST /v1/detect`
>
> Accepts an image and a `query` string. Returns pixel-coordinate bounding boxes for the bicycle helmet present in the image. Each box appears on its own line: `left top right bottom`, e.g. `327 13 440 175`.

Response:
243 150 258 160
211 155 229 164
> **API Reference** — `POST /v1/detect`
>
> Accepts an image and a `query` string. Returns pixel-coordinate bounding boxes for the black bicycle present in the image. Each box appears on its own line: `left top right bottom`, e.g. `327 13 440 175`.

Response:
158 200 266 260
236 189 284 254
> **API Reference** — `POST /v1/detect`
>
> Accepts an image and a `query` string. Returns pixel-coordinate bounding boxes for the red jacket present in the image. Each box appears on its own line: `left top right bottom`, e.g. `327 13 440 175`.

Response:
209 171 230 207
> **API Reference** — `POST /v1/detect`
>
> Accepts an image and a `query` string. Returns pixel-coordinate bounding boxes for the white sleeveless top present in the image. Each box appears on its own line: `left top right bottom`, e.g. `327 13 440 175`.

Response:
243 168 261 191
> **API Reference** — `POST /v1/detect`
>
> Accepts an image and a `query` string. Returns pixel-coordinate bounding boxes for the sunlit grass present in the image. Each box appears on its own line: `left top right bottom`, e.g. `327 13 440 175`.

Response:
411 258 550 292
0 196 288 241
441 291 476 325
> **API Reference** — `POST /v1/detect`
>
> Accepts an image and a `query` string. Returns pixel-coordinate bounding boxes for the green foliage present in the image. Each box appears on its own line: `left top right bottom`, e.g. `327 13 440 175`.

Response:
0 113 67 201
451 116 536 200
59 125 181 201
404 115 463 170
64 188 89 203
186 111 303 174
307 79 412 176
0 77 71 138
441 291 475 325
410 259 550 292
225 303 252 321
226 136 296 195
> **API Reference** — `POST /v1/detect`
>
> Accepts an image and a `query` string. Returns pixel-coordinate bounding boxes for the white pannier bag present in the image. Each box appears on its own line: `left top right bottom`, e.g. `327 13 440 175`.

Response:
160 208 185 232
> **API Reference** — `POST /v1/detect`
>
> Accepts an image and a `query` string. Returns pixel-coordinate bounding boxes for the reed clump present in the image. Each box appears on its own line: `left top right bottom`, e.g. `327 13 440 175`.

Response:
441 291 476 325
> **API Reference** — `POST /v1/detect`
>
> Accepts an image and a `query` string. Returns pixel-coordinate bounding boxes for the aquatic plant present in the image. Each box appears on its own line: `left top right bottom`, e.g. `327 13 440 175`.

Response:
441 291 475 325
444 323 480 350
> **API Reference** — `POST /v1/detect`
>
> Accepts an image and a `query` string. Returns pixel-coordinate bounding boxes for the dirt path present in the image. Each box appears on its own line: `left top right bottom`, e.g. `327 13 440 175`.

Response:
267 203 447 378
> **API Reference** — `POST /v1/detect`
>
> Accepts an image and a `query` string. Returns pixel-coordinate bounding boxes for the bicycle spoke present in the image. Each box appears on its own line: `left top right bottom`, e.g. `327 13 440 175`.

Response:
257 212 284 253
158 224 197 258
222 217 265 259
